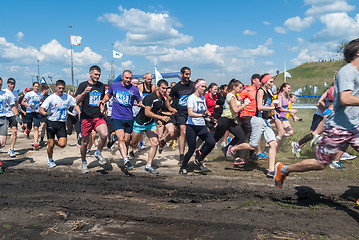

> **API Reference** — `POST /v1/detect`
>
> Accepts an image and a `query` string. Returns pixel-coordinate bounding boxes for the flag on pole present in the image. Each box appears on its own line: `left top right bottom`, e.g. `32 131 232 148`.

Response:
40 77 47 84
285 71 292 78
70 35 82 46
155 66 163 84
113 50 123 59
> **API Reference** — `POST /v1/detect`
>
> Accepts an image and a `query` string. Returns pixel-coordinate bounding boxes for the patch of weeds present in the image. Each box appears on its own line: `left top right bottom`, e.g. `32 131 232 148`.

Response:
238 200 257 208
320 236 330 240
2 224 11 230
309 202 336 210
275 201 299 209
147 236 153 240
157 203 171 210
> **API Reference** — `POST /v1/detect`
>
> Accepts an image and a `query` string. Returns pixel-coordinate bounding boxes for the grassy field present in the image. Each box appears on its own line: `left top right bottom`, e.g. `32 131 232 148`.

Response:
208 108 359 181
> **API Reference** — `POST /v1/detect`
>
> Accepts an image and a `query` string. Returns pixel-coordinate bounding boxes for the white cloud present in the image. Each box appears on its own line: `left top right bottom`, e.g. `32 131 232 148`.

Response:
275 26 287 34
290 42 338 65
314 13 359 41
16 32 24 41
304 0 355 16
99 6 193 47
265 61 274 66
283 16 314 32
243 30 256 35
263 21 271 25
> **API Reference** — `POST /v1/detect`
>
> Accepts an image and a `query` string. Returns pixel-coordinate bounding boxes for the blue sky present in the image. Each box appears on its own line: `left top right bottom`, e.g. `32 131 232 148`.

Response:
1 0 358 89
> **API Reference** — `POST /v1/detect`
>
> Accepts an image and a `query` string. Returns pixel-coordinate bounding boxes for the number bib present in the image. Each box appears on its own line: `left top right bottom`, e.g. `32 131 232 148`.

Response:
89 92 101 106
115 90 130 106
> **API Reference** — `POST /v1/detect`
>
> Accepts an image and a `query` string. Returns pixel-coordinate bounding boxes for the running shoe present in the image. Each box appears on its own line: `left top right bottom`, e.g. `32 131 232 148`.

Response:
291 142 301 158
48 160 56 168
233 157 245 166
274 162 287 189
26 129 30 139
124 160 134 171
220 141 227 148
145 166 159 174
329 161 346 169
356 198 359 206
158 139 166 154
138 141 144 150
310 134 321 148
0 162 3 174
340 152 357 161
178 168 188 176
77 134 82 147
170 140 177 150
195 149 201 160
266 170 275 178
226 146 234 159
8 149 16 158
94 151 107 165
194 159 209 172
257 152 268 159
39 140 47 147
107 132 116 149
81 162 89 174
33 142 39 150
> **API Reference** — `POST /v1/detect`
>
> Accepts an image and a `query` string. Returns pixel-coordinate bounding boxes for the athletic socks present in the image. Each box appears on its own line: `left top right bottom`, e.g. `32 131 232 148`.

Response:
124 157 129 163
281 165 289 175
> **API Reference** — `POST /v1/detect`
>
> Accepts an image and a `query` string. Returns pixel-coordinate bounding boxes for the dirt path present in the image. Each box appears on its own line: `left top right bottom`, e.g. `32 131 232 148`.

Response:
1 131 359 239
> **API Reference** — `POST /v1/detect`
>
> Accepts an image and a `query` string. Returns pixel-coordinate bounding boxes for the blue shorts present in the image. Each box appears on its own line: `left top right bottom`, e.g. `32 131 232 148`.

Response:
26 112 41 128
133 120 157 134
112 119 134 134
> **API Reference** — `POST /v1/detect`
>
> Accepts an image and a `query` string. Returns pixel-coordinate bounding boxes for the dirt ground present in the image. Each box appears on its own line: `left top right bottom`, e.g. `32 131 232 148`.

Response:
1 130 359 240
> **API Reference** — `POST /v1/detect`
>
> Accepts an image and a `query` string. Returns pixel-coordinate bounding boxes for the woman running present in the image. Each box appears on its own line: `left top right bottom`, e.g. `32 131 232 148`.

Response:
179 79 215 176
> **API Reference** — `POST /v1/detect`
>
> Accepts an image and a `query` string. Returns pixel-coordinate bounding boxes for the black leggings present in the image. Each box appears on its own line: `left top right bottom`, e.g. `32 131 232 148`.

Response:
213 117 245 146
182 124 215 168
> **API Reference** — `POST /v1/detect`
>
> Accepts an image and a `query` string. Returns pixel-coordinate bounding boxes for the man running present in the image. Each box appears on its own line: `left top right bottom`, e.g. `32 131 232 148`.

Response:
0 77 21 173
75 65 108 173
21 82 43 150
138 73 156 97
168 67 195 165
4 78 19 157
98 70 142 171
39 80 76 168
274 39 359 198
129 79 170 174
39 84 50 146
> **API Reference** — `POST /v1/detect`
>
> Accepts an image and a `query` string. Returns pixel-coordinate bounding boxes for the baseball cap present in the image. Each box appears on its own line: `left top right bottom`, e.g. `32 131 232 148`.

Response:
7 78 16 84
24 88 31 92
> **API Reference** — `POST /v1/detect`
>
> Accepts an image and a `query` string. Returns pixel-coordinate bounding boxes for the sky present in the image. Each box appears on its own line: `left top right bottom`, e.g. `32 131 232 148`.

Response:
1 0 359 90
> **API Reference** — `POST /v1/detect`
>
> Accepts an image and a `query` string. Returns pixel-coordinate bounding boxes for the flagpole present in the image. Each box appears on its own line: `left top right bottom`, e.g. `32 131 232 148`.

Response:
69 25 75 92
284 61 287 83
111 43 114 80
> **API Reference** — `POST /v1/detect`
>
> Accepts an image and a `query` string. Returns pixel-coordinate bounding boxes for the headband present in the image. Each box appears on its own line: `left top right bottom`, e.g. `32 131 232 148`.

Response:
195 80 206 89
261 75 273 85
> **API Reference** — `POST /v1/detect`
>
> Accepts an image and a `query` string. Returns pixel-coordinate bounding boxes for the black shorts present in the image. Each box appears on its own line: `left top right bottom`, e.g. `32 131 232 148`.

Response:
310 114 323 131
159 114 174 126
26 112 41 128
238 116 252 136
175 112 188 126
7 116 17 128
47 121 67 140
40 115 47 123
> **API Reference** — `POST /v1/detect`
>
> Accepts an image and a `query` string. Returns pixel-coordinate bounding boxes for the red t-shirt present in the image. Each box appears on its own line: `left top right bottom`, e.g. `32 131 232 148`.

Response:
204 92 217 114
238 85 257 117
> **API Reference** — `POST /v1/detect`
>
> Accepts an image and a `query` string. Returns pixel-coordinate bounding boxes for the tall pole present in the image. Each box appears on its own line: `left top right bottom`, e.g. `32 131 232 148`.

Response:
69 25 75 91
284 61 286 83
110 43 114 80
37 59 40 82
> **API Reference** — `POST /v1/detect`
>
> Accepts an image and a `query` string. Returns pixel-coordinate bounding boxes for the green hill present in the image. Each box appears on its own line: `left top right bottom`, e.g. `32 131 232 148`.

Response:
275 60 346 103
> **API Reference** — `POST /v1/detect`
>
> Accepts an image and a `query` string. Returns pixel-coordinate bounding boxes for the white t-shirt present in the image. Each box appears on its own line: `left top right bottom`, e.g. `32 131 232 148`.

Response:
4 89 18 117
0 90 15 117
41 93 76 122
24 91 42 113
186 94 207 126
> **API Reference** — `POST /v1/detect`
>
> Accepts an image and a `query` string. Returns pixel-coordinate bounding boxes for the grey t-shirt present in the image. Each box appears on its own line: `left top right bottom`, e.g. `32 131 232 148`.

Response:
325 63 359 130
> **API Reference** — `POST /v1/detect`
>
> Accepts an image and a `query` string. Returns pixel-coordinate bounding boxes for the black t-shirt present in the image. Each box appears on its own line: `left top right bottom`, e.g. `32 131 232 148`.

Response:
135 92 164 125
212 93 225 120
75 80 105 119
255 87 273 120
18 95 26 112
169 80 195 114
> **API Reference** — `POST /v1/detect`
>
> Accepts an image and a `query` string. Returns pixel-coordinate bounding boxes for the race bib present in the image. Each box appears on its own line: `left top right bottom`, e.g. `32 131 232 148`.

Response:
178 94 190 107
0 100 4 113
89 92 101 106
57 108 67 121
116 90 130 106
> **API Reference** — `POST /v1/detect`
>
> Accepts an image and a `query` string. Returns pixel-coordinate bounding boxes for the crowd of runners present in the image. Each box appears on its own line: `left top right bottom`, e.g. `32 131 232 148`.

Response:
1 39 359 204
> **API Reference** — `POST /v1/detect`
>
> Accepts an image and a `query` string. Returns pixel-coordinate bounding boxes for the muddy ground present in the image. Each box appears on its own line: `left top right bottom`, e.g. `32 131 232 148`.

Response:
1 131 359 240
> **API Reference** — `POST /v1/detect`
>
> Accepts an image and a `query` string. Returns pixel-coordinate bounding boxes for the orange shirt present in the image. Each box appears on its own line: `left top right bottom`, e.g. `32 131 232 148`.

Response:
238 85 257 117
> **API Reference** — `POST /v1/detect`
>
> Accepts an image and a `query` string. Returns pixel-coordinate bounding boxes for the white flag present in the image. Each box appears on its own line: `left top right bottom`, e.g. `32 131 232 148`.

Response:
113 50 123 59
70 35 82 46
155 66 163 84
285 71 292 78
40 77 47 84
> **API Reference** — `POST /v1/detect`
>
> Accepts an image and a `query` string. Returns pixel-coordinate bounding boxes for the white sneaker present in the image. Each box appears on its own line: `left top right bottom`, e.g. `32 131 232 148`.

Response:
310 134 320 148
220 142 227 148
329 161 346 169
81 162 89 173
94 151 107 165
8 149 16 157
340 152 357 161
291 142 301 158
